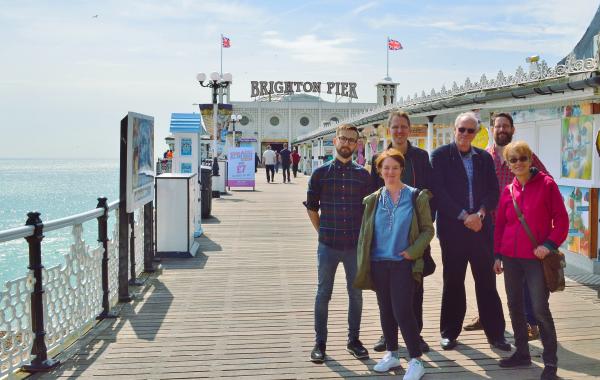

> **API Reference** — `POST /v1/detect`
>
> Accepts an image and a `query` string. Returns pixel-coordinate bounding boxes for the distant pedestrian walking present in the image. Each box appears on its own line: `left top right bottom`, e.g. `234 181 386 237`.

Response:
262 145 276 183
280 143 292 183
291 148 301 177
275 150 281 173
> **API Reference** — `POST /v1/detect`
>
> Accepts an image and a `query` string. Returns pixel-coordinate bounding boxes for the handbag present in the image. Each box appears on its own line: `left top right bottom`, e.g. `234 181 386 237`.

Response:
411 188 436 277
509 185 566 292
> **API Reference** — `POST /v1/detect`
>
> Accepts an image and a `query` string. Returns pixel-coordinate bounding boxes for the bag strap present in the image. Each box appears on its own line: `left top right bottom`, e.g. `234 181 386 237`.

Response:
509 184 539 247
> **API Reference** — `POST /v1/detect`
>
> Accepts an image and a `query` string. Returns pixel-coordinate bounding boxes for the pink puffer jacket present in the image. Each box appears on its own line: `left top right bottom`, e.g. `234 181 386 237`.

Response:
494 169 568 260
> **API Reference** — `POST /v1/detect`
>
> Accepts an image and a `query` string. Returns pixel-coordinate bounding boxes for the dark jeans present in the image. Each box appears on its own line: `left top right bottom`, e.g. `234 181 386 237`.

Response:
371 260 422 358
440 230 506 341
282 163 291 182
265 165 275 182
315 243 362 344
275 162 280 173
503 256 557 366
292 163 299 177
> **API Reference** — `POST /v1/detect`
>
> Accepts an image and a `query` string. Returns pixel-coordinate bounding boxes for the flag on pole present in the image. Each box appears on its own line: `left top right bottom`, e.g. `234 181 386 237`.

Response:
388 38 402 50
222 35 231 48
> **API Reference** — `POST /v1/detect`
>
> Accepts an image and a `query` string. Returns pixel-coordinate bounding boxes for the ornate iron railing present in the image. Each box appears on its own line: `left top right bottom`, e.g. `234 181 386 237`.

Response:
0 198 153 378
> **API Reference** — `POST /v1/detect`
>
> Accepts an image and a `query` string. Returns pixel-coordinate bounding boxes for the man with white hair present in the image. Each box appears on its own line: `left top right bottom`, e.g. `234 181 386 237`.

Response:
430 112 510 352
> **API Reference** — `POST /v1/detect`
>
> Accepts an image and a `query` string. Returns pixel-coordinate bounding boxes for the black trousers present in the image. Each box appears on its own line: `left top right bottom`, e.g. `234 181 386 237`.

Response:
292 163 299 177
372 260 422 358
265 165 275 182
439 229 506 341
282 163 291 182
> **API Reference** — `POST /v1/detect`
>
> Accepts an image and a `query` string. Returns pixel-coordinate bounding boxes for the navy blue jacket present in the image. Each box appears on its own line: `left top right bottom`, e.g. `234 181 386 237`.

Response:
430 143 499 240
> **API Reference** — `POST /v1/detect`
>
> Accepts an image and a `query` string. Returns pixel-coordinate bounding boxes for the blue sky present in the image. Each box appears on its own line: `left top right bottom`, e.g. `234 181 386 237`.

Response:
1 0 598 158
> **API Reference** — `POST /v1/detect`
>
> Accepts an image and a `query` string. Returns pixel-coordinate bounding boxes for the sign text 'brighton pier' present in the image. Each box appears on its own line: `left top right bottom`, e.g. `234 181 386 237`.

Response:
250 81 358 99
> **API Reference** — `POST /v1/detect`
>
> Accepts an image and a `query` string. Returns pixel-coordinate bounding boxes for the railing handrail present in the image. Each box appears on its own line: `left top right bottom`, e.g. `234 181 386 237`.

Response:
0 200 121 243
0 225 35 243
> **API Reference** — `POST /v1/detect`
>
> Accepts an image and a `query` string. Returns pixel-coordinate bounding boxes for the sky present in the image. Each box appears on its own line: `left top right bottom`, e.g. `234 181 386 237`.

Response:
1 0 599 159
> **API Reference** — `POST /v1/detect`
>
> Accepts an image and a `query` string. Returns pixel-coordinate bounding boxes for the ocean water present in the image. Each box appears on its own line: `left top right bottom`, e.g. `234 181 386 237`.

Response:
0 159 119 286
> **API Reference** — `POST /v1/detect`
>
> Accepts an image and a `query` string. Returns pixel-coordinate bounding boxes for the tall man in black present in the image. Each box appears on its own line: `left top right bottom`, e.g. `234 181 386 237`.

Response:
369 111 434 353
431 112 510 351
280 143 292 183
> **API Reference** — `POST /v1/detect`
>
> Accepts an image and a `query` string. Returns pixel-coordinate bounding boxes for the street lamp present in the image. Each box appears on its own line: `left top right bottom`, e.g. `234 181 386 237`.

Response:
196 71 233 175
230 114 242 148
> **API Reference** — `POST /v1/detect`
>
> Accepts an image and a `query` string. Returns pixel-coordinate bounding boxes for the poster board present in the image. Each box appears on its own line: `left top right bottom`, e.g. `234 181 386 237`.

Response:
227 147 256 189
121 112 155 213
558 186 598 258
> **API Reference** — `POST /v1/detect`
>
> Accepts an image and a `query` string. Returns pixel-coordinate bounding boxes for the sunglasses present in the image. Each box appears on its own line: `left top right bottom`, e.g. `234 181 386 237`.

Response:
508 156 529 164
337 136 358 144
457 127 476 134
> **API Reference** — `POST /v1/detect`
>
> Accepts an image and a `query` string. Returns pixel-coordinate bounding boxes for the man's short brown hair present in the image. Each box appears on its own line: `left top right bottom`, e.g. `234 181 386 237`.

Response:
336 123 360 138
375 148 405 175
492 112 514 128
387 110 411 128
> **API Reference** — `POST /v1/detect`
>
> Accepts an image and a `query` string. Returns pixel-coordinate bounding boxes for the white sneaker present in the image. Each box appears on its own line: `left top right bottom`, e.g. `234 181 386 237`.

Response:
403 358 425 380
373 351 402 372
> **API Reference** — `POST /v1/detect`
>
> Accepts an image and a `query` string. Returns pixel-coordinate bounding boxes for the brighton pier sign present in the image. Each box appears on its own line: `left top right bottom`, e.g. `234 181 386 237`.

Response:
250 81 358 99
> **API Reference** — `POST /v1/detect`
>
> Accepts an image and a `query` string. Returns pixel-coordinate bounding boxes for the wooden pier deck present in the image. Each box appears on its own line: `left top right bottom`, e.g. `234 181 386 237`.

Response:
34 169 600 379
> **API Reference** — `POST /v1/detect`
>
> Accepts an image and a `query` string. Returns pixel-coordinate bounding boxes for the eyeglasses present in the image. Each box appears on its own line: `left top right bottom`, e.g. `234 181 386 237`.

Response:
337 136 358 144
457 127 476 134
508 156 529 164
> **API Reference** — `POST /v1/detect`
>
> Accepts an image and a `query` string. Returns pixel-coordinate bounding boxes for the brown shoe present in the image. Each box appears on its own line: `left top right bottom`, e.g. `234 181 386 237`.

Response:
463 316 483 331
527 324 540 341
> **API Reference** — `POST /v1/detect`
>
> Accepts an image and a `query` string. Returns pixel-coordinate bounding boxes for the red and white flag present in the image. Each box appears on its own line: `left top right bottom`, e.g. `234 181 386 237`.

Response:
222 35 231 48
388 38 402 50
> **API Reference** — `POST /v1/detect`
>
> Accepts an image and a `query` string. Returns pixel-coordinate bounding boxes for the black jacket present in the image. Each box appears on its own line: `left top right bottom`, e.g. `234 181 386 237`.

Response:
370 141 435 218
430 142 499 240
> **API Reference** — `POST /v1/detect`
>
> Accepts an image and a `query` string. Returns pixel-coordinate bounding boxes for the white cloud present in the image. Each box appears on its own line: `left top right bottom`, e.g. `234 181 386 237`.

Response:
352 2 377 15
261 34 362 65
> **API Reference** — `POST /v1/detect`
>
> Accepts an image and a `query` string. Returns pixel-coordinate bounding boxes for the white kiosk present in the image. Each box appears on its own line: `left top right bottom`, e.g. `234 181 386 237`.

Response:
169 113 207 236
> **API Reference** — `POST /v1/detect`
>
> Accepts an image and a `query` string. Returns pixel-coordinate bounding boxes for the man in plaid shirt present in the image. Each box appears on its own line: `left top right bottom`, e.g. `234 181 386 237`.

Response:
464 112 548 342
304 123 371 363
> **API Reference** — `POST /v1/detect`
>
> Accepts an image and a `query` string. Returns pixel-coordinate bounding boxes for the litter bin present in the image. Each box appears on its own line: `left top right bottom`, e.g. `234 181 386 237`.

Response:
200 165 213 218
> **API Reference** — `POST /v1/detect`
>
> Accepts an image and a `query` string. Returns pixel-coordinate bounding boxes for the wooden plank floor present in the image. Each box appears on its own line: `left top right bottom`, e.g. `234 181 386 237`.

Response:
34 169 600 379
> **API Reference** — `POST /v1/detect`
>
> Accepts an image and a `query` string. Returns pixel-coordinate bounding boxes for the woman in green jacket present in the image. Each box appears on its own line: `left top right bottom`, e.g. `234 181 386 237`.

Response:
354 149 434 380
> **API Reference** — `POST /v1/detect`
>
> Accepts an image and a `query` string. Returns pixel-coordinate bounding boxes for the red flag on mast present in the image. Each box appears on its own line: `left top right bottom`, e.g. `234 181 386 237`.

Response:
388 38 402 50
222 36 231 48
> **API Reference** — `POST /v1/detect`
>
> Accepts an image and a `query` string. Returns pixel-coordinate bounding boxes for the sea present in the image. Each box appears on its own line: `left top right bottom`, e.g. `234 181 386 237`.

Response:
0 159 119 286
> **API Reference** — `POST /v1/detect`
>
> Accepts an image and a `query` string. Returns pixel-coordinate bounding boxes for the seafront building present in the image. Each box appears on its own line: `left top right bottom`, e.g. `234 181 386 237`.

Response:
293 12 600 275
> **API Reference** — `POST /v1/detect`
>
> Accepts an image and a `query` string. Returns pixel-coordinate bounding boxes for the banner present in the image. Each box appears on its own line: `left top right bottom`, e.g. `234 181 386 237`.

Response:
227 147 256 188
199 103 233 157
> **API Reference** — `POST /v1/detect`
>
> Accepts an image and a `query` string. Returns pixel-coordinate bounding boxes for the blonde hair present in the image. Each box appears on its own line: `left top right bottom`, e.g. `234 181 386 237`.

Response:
503 140 533 161
387 110 411 128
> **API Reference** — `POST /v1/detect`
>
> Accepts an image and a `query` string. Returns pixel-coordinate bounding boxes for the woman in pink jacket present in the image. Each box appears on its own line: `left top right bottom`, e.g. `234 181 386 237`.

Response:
493 141 568 380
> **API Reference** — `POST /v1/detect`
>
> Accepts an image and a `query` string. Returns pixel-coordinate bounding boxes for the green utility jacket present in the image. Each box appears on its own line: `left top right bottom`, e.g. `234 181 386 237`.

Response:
353 187 435 290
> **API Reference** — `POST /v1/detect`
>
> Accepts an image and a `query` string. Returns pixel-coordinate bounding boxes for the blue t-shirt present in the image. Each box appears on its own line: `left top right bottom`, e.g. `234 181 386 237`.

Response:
371 186 414 261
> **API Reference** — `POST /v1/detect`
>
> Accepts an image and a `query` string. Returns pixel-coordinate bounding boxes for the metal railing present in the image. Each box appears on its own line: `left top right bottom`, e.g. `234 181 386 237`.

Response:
0 197 155 378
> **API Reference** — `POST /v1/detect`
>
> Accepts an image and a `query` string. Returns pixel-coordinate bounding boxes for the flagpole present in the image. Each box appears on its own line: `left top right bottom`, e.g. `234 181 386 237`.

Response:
220 34 223 76
386 36 389 79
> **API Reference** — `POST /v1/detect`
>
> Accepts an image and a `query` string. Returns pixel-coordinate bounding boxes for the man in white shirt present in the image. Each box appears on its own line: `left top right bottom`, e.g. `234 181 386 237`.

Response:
262 145 277 183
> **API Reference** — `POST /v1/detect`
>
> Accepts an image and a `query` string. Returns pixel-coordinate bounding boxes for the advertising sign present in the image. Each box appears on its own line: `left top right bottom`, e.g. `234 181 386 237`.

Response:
559 185 592 256
181 138 192 156
199 103 233 158
123 112 155 213
227 147 255 188
561 115 593 180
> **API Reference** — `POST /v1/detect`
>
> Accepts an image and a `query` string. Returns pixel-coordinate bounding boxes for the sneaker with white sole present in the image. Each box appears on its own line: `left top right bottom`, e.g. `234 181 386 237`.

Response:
373 351 402 373
403 358 425 380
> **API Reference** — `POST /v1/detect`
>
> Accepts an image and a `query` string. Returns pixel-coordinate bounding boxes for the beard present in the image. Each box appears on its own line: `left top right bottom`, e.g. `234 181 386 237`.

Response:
336 146 353 159
495 132 513 147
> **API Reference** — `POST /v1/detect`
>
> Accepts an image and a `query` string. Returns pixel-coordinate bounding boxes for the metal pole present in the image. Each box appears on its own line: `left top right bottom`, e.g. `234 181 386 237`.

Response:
128 212 143 286
96 198 118 320
212 86 219 175
144 201 155 272
22 212 59 372
386 36 389 79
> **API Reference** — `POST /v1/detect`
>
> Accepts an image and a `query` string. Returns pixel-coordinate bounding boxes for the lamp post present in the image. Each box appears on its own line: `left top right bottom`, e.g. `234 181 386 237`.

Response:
230 114 241 148
196 72 232 175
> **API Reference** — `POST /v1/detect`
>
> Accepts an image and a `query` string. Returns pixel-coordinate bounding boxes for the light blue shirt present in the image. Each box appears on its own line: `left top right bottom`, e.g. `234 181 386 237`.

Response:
371 186 414 261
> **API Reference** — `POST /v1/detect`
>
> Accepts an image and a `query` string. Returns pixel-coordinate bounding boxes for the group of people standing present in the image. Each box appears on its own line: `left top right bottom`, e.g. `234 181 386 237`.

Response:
304 111 568 380
262 144 302 183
